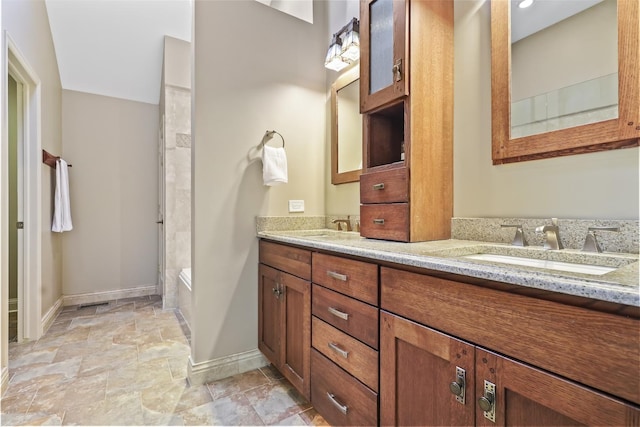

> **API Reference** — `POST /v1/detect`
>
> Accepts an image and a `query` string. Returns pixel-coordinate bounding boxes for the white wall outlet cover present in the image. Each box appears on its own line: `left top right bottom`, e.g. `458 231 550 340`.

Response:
288 200 305 213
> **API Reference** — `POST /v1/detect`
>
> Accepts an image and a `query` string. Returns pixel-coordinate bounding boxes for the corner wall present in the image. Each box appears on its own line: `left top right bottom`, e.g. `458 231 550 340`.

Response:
192 0 327 368
453 0 638 220
61 90 158 301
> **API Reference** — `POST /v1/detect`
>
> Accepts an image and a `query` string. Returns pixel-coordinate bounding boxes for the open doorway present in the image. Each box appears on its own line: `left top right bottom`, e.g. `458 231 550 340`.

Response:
4 34 43 342
8 73 22 342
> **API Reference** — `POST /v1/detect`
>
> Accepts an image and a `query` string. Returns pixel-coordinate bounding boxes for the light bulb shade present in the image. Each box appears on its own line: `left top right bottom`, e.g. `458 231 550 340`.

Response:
325 41 349 71
341 30 360 62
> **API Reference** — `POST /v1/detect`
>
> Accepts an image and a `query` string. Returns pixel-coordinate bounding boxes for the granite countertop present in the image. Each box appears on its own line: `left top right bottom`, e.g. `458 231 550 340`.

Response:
257 229 640 307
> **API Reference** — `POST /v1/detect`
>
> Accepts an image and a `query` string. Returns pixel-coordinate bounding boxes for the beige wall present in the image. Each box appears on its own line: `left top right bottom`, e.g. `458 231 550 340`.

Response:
164 36 191 90
324 1 360 217
453 0 638 220
192 0 327 363
2 0 63 318
61 90 158 296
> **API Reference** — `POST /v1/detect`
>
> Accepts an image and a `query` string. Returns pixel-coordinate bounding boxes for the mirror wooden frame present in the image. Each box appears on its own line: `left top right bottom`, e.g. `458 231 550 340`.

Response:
331 66 363 184
491 0 640 164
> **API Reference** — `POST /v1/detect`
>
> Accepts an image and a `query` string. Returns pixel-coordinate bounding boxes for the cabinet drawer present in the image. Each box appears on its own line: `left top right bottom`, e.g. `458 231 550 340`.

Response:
360 203 409 242
312 317 379 392
312 284 379 349
360 167 408 203
312 253 378 305
381 267 640 405
311 349 378 427
259 240 311 280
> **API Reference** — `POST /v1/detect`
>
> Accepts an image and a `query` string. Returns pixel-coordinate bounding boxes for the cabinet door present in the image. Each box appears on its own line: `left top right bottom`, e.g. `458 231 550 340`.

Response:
258 264 282 366
360 0 408 113
281 270 311 399
476 348 640 427
380 311 475 426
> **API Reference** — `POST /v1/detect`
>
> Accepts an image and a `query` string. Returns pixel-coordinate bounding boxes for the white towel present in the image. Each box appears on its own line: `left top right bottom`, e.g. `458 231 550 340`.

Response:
52 158 73 232
262 145 288 186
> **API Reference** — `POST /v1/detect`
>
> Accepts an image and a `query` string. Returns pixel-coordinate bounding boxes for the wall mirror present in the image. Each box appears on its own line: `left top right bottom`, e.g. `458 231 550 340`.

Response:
491 0 639 164
331 66 363 184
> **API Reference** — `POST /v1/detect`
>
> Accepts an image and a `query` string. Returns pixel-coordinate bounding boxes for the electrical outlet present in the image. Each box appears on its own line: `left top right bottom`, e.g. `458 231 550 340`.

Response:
288 200 305 213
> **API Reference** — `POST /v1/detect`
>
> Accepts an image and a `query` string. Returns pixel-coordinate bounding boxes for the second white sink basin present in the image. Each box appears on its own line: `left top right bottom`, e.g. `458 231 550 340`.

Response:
462 253 617 275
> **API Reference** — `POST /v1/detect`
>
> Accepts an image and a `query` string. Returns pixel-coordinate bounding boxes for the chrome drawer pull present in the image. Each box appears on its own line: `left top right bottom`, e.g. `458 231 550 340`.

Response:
373 218 385 225
328 307 350 321
328 342 349 359
372 183 385 190
326 392 349 415
327 270 348 281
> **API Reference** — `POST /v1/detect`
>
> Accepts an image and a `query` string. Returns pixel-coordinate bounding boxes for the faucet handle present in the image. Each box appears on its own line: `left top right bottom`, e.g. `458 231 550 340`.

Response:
582 227 619 253
501 224 528 247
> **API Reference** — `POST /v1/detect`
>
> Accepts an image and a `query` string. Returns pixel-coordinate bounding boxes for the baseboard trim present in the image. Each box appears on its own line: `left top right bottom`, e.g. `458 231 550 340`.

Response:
187 349 268 386
1 366 9 395
41 297 63 333
62 285 157 307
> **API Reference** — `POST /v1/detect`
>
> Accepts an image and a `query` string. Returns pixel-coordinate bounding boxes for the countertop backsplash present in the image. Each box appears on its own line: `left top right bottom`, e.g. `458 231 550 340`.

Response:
451 218 639 254
256 216 639 254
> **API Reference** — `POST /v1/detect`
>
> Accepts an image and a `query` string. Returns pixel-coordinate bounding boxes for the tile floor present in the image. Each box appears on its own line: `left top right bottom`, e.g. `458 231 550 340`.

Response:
0 295 328 426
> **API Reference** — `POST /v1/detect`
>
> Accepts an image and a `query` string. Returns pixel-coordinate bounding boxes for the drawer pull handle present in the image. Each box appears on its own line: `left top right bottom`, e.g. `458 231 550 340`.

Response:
327 271 348 281
372 183 385 190
328 307 350 321
373 218 385 225
328 342 349 359
326 392 349 415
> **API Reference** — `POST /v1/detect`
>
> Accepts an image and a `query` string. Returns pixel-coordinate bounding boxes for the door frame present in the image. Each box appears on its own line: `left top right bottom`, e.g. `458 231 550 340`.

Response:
3 32 42 341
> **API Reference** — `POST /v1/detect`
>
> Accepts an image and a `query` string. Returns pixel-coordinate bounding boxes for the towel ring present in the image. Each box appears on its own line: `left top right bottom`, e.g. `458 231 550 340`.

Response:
261 130 285 148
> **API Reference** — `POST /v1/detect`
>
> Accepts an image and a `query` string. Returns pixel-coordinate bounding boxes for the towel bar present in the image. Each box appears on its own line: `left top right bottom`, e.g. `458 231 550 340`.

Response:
261 130 285 148
43 149 72 168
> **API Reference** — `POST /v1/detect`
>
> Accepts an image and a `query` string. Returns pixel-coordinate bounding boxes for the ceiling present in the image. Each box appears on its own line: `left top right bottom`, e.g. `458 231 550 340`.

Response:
511 0 603 43
45 0 192 105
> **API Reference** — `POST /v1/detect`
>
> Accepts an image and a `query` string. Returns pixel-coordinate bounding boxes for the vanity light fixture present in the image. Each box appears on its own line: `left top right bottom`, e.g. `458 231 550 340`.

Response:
518 0 534 8
324 17 360 71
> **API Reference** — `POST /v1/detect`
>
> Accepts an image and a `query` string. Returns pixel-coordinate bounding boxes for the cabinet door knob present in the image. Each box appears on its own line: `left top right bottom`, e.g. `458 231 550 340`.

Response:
478 380 496 422
449 366 466 404
393 58 403 82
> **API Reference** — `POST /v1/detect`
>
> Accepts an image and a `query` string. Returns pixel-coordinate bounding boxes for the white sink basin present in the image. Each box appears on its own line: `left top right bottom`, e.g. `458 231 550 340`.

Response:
462 253 617 275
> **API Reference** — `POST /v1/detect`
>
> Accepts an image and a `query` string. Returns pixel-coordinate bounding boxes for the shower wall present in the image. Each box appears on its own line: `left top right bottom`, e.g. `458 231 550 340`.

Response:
160 36 191 308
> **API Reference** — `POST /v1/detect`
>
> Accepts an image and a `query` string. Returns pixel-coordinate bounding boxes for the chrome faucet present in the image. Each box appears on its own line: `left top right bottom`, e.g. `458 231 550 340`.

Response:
582 226 619 253
332 215 352 232
501 224 527 247
535 218 563 250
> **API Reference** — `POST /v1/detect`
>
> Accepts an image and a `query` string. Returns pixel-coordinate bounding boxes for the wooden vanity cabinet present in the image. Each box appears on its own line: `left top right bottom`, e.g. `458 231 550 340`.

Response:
310 252 380 426
380 267 640 426
359 0 453 242
258 241 311 399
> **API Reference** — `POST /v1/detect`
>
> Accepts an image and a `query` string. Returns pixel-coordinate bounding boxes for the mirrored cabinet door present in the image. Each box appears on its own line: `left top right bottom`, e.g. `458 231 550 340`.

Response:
360 0 408 113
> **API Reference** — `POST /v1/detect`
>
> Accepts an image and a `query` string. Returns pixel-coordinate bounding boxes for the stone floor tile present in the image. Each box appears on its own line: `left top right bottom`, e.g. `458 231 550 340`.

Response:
77 345 137 377
106 358 173 397
137 340 189 363
260 364 285 381
96 302 135 315
51 339 113 364
86 320 136 341
179 394 264 426
8 348 57 370
167 356 188 381
0 391 35 414
112 328 163 346
61 391 144 426
244 380 312 425
28 372 108 417
10 357 81 386
141 407 185 426
7 340 37 360
0 412 63 426
274 413 308 426
206 369 271 400
141 379 212 414
298 408 330 426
